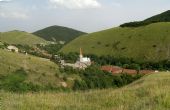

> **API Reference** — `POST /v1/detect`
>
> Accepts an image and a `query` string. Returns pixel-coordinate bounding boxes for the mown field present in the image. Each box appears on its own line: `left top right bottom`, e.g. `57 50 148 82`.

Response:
1 72 170 110
0 30 46 45
61 22 170 62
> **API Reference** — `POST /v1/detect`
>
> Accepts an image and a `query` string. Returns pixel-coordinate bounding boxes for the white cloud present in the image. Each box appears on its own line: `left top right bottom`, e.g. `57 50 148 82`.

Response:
0 0 12 2
0 11 29 19
49 0 101 9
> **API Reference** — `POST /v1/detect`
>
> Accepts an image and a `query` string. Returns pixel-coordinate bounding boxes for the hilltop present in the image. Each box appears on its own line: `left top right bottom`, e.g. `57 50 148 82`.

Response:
33 26 86 43
0 30 46 45
61 22 170 62
1 72 170 110
120 10 170 27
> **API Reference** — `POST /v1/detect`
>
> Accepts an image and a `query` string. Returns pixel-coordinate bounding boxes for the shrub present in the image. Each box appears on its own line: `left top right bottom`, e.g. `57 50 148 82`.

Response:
73 66 143 91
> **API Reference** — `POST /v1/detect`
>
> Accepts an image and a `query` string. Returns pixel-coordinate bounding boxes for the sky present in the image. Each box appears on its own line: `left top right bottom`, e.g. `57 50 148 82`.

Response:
0 0 170 33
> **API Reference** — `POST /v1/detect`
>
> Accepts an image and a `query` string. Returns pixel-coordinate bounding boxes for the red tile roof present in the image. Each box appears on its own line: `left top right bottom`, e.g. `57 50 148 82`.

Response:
101 66 154 75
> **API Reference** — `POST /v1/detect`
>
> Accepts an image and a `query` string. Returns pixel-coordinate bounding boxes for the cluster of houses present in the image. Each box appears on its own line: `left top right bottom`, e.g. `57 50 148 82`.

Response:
101 65 155 75
1 44 162 74
60 48 158 74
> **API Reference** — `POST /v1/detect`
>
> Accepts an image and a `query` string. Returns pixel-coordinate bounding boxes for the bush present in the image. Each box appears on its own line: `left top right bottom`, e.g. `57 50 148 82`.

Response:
73 66 143 91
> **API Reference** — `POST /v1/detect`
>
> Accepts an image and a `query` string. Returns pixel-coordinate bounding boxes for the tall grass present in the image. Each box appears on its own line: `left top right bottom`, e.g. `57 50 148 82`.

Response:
1 72 170 110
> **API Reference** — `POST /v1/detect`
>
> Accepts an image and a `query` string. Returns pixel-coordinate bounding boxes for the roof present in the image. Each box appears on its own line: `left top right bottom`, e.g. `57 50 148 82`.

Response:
101 65 154 75
7 45 18 50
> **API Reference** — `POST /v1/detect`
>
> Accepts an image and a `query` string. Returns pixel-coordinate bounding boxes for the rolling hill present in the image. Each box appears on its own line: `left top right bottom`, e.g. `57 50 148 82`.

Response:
0 30 46 45
60 22 170 62
0 49 65 88
1 72 170 110
33 25 86 43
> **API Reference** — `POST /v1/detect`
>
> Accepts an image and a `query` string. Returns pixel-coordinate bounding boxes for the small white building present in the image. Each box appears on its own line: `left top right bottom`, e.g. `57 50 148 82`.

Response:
61 48 91 69
7 45 19 53
79 48 91 65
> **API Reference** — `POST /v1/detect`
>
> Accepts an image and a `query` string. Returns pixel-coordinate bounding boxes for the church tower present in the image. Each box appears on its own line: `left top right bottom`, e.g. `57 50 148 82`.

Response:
80 48 83 62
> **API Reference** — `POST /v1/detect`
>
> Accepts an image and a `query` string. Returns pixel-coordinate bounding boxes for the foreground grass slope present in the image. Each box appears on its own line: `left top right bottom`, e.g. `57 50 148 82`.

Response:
61 22 170 61
0 30 46 45
0 49 61 87
33 26 86 43
1 72 170 110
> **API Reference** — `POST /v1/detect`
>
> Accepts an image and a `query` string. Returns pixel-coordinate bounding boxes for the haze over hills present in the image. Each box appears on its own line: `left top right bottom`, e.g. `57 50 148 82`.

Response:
60 11 170 62
33 25 86 43
0 30 46 45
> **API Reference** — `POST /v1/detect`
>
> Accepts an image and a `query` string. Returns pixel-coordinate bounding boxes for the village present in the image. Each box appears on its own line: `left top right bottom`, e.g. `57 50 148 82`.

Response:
1 43 163 75
59 48 161 75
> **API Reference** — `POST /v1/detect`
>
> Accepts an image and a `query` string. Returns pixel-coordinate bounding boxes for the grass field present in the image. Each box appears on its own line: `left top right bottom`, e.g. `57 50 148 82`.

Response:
1 72 170 110
0 49 62 87
61 22 170 62
0 30 46 45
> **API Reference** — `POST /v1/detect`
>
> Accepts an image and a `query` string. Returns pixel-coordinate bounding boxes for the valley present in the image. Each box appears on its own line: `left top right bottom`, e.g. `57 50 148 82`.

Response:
0 9 170 110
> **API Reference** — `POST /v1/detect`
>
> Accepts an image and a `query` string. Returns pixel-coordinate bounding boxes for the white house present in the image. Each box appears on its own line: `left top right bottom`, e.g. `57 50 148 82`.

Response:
7 45 19 53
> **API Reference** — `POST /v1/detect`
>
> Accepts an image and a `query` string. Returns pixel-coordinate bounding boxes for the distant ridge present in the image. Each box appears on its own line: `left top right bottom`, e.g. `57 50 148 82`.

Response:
120 10 170 27
33 25 86 43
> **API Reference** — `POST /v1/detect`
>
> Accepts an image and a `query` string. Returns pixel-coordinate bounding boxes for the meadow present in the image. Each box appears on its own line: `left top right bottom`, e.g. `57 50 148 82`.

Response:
0 49 62 88
61 22 170 62
1 72 170 110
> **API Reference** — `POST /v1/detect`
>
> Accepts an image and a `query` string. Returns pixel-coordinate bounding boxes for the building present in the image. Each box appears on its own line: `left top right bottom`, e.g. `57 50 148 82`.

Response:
7 45 19 53
101 65 155 75
61 48 91 69
78 48 91 65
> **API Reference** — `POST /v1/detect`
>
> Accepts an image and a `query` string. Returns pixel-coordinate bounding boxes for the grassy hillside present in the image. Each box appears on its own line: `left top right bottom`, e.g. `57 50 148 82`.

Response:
0 30 46 45
120 10 170 27
1 72 170 110
61 22 170 62
33 26 86 43
0 49 63 88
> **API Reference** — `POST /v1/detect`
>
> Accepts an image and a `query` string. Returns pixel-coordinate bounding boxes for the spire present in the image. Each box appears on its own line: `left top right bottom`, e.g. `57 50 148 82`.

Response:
80 48 83 62
80 48 83 56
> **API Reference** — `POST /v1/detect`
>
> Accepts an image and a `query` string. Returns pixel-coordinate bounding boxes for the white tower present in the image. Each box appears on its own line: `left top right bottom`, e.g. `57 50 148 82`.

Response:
80 48 83 62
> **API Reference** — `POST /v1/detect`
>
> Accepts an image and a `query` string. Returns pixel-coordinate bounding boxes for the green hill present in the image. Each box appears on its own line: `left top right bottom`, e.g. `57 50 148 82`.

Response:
1 72 170 110
0 30 46 45
120 10 170 27
61 22 170 61
33 25 86 43
0 49 64 89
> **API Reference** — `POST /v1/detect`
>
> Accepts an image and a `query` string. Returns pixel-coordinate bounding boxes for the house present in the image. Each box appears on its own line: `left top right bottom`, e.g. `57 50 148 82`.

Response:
101 65 154 75
101 66 122 74
7 45 19 53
